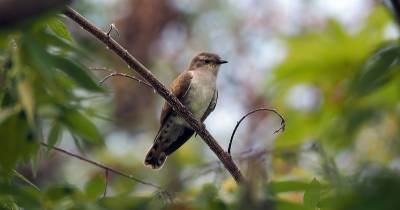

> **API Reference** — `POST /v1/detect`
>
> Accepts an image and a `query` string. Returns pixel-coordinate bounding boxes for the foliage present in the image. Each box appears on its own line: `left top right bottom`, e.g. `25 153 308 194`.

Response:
270 7 399 149
0 15 103 179
0 3 400 210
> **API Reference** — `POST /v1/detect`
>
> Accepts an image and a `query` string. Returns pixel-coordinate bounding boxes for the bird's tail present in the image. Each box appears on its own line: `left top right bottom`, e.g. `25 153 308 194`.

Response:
144 119 191 169
144 126 169 169
144 142 167 169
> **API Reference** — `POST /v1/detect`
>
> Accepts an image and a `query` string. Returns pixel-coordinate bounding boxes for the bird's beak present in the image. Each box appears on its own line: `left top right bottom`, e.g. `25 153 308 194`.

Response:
217 59 228 64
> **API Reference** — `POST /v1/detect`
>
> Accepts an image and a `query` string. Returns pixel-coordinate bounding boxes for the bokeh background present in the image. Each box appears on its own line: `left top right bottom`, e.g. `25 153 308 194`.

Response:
1 0 400 209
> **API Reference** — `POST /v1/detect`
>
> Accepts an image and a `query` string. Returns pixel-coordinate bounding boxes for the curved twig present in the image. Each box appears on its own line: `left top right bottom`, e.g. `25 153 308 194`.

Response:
227 108 285 154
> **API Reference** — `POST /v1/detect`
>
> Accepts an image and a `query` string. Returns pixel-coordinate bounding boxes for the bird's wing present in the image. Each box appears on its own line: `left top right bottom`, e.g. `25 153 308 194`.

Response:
160 71 193 125
165 127 194 156
201 89 218 122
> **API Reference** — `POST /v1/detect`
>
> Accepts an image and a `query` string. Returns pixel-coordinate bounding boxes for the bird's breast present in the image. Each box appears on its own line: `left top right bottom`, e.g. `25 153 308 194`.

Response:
183 71 216 120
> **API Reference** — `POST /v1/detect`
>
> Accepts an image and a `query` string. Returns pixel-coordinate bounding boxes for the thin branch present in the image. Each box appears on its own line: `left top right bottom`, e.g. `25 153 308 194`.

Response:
40 142 162 190
64 6 246 183
99 72 153 88
90 67 153 88
228 108 285 154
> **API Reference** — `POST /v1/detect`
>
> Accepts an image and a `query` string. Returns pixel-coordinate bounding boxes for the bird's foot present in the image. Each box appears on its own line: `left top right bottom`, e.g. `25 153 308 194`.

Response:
195 123 206 138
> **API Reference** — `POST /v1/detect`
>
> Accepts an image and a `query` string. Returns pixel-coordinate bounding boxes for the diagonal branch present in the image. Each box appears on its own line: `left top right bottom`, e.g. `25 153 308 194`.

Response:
63 6 245 183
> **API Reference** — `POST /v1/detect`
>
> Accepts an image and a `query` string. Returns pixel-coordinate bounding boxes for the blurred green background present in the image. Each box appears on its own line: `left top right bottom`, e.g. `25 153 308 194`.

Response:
1 0 400 209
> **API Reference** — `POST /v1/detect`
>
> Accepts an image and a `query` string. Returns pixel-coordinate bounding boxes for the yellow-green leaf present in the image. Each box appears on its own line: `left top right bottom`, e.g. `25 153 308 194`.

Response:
85 174 106 200
17 79 34 124
47 18 74 42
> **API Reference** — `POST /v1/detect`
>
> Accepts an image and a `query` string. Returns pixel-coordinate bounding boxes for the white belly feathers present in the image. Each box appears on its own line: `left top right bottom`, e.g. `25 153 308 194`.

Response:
181 70 216 122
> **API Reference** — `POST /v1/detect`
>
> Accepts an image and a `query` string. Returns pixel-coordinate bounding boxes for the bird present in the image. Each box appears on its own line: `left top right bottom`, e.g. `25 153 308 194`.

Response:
144 52 228 169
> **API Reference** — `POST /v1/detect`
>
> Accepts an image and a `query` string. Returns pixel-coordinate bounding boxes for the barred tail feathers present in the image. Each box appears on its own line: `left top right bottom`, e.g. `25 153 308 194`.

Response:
144 118 194 169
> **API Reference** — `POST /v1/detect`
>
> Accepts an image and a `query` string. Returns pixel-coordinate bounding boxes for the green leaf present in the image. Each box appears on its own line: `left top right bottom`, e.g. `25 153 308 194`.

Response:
85 174 106 200
353 43 400 96
21 32 101 92
0 183 41 208
17 79 35 124
47 18 74 42
0 106 19 124
303 178 321 208
269 180 312 194
72 134 86 154
0 198 19 210
198 184 218 201
50 55 102 92
100 195 154 209
44 184 80 202
20 34 56 83
47 122 62 152
38 29 88 58
0 111 39 177
12 170 40 191
0 33 12 51
328 107 378 148
276 200 313 210
61 109 103 144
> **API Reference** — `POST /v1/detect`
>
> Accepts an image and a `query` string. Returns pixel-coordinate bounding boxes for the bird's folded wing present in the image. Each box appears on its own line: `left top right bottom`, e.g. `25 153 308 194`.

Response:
160 71 193 125
201 90 218 122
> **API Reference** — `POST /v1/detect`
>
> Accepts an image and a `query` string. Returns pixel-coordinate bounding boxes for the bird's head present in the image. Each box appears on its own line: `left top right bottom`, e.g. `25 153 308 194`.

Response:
188 52 228 74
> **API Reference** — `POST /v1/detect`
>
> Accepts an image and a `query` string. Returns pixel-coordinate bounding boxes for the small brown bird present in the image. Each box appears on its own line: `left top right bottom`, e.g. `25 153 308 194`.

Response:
144 52 227 169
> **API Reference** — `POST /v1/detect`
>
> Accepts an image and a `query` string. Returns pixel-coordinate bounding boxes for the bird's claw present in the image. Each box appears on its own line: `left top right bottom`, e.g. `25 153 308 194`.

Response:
194 123 207 138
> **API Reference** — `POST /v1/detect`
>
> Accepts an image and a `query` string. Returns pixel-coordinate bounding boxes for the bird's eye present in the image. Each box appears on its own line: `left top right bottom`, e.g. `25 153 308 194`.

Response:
204 59 210 64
